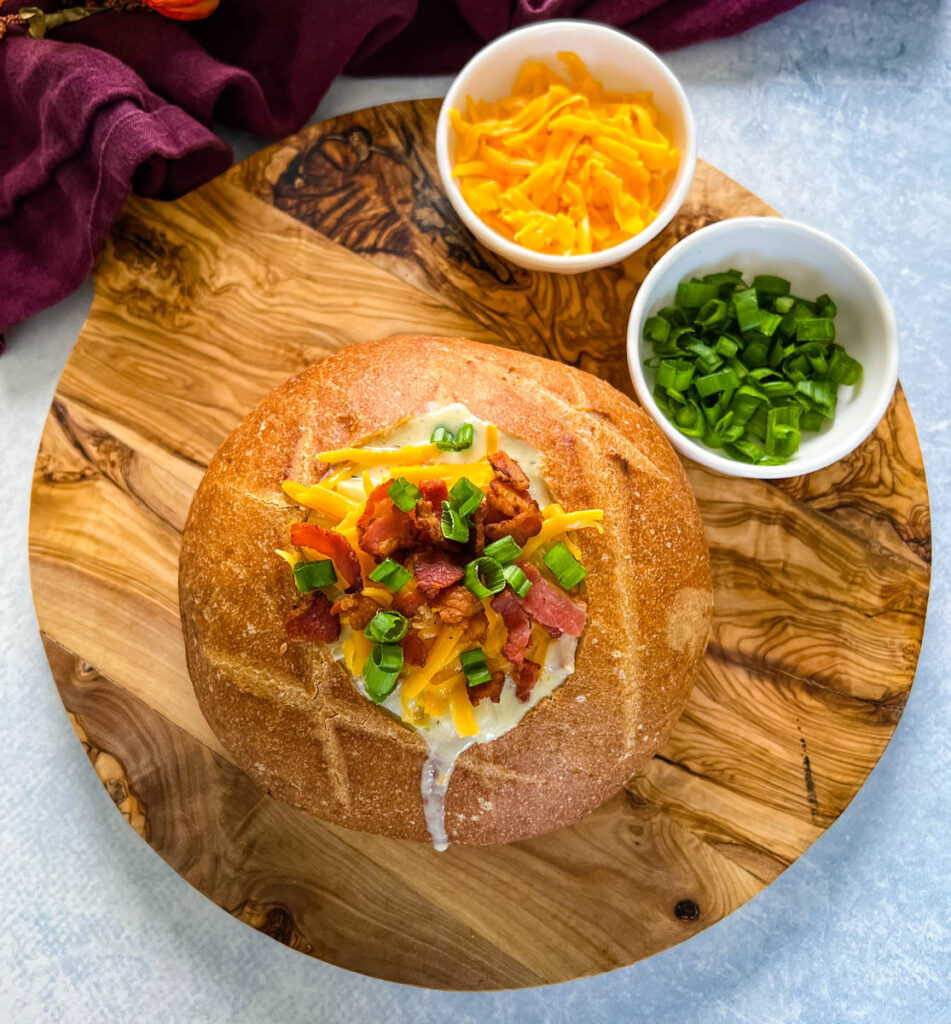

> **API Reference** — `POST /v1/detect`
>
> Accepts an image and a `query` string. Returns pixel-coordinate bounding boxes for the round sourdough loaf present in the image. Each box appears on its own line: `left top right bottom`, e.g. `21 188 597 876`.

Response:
179 336 712 845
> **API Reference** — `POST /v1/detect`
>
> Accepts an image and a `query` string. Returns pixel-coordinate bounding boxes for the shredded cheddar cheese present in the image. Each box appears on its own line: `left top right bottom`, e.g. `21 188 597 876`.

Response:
485 423 499 455
323 463 356 489
282 479 357 521
360 586 393 607
521 508 604 558
317 444 441 466
450 52 677 256
342 628 373 678
401 626 466 706
275 547 302 567
448 684 479 737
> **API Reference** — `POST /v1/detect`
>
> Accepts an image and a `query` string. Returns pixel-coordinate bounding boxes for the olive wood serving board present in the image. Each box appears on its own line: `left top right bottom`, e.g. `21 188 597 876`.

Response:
28 99 930 990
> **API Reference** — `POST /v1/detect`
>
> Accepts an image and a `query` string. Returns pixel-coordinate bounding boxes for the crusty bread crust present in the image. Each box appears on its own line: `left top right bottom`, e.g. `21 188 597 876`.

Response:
179 337 712 845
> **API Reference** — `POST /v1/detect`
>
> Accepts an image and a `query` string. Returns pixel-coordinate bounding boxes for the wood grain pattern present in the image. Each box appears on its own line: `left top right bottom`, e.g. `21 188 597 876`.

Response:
29 99 930 989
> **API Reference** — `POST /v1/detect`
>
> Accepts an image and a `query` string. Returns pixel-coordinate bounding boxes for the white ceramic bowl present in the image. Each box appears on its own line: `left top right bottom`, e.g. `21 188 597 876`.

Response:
435 20 696 274
627 217 899 479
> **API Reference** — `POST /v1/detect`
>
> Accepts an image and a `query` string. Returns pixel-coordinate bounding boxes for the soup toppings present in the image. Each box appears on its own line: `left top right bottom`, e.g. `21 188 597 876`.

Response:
450 52 678 255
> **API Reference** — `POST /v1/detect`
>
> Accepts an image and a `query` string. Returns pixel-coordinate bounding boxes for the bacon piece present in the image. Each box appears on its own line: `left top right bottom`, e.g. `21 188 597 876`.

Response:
359 511 417 559
468 670 505 706
357 480 393 530
400 631 429 667
433 584 482 625
411 499 448 549
490 589 532 666
460 611 488 646
419 479 449 506
412 551 465 601
331 593 379 631
471 505 487 556
290 522 362 590
489 450 531 491
514 659 541 702
285 592 340 642
519 562 587 637
484 507 543 547
483 477 543 546
486 478 533 519
392 582 425 617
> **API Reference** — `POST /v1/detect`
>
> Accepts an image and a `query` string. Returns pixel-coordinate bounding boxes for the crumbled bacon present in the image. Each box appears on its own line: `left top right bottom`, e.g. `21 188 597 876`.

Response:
468 670 505 706
433 584 482 625
285 592 340 642
490 589 531 665
488 450 531 490
331 593 379 631
520 562 587 636
359 511 418 558
514 659 541 702
471 505 487 556
411 551 465 601
289 522 362 590
460 611 488 645
357 480 394 530
392 582 425 617
484 506 544 547
411 498 452 549
400 631 429 667
482 450 543 547
419 479 449 506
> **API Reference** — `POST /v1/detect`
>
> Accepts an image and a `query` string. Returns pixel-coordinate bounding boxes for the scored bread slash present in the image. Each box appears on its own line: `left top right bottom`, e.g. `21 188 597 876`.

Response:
179 335 711 850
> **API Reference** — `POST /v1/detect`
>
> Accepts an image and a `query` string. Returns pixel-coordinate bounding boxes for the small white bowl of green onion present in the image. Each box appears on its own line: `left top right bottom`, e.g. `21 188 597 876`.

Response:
626 216 899 479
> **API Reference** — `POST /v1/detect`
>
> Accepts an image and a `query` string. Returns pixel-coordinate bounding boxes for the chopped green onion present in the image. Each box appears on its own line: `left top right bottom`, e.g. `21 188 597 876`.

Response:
752 274 791 297
501 563 532 597
543 541 587 590
676 281 718 308
364 610 409 644
644 316 670 343
756 310 784 337
714 335 739 358
765 404 802 459
702 269 745 293
460 648 493 687
363 643 403 703
484 535 523 565
816 294 837 318
464 556 505 599
796 318 836 342
829 345 863 386
695 298 729 328
368 557 412 592
657 358 695 391
387 476 422 512
642 269 861 465
673 399 705 437
449 477 484 517
683 339 723 374
732 287 761 332
293 559 337 593
431 423 475 451
695 368 741 398
441 500 470 543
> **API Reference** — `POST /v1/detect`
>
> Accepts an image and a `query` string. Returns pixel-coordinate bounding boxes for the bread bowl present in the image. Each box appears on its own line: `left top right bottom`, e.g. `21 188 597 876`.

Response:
179 336 712 847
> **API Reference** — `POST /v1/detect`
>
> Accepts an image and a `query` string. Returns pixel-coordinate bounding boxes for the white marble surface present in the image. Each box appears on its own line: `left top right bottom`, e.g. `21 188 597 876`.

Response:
2 0 950 1020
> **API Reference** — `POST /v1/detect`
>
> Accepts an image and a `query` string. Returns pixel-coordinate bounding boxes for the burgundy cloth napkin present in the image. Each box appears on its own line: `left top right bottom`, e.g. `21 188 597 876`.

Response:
0 0 808 336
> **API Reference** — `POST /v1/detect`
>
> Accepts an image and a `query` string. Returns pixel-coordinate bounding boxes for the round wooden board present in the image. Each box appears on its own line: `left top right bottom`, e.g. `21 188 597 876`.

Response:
29 99 930 990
